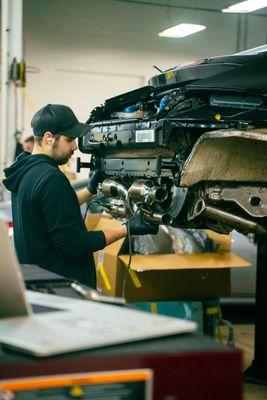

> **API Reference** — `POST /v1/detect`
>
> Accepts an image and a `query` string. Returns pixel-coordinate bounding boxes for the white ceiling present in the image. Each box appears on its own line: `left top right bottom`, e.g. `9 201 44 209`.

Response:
114 0 267 15
22 0 267 58
115 0 267 15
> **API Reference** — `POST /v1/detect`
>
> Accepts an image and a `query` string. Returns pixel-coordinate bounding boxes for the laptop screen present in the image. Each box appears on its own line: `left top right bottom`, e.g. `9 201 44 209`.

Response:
0 220 32 318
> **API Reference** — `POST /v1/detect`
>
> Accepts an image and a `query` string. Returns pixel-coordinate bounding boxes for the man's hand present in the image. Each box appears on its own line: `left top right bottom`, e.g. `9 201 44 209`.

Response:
77 170 103 206
126 213 159 235
101 214 158 246
87 170 103 195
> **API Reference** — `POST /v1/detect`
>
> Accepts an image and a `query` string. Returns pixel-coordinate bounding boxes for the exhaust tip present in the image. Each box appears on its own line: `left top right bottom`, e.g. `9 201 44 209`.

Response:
161 213 173 225
154 187 168 202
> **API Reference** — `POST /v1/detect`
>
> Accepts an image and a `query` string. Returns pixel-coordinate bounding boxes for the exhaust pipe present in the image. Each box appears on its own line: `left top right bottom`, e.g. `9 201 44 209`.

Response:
101 179 172 224
101 179 133 217
128 179 168 204
143 211 173 225
102 179 126 199
103 204 127 218
190 198 266 234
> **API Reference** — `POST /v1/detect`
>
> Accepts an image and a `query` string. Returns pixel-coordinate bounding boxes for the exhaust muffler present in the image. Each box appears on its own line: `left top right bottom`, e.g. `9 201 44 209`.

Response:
128 179 168 204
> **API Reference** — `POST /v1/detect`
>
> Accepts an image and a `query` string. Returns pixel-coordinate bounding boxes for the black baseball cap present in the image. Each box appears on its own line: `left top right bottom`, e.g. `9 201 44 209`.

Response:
31 104 90 138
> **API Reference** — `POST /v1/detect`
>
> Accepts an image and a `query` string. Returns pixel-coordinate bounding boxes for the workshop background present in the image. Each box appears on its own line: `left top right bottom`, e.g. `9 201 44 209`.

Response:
1 2 267 399
1 0 264 296
0 4 266 304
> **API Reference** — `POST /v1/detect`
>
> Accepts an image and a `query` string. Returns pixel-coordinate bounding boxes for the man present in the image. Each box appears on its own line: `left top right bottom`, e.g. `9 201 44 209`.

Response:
22 135 35 153
3 104 158 288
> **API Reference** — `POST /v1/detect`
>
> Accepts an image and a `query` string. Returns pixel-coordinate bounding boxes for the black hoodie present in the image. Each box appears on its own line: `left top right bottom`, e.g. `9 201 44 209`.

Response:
3 152 106 287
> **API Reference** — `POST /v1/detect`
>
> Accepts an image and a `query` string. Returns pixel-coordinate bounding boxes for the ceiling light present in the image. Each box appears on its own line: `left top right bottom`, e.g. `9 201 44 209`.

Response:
158 24 206 38
222 0 267 13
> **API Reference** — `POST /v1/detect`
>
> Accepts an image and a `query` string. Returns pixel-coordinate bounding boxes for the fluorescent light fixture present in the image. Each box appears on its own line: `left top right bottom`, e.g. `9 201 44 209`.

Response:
158 23 206 38
222 0 267 13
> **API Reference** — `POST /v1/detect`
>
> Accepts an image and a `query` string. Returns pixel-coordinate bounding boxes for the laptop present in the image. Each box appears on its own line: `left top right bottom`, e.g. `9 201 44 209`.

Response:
0 220 197 357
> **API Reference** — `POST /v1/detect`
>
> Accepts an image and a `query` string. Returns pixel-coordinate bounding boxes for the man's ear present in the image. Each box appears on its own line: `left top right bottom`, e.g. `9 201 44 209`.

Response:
43 132 53 146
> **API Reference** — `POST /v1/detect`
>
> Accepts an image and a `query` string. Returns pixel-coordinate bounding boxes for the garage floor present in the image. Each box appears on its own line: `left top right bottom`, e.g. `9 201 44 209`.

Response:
235 324 267 400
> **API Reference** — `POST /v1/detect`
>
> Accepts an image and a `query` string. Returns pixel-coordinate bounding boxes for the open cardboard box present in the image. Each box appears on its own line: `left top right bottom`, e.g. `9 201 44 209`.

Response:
87 215 250 302
85 213 111 231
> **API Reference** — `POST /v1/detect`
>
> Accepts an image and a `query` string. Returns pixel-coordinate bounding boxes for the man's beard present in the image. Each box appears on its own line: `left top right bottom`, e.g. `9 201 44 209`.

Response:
53 156 70 165
51 143 74 165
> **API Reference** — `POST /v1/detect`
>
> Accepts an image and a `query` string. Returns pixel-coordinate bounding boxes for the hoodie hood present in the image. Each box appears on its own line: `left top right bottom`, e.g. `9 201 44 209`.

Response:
3 152 57 193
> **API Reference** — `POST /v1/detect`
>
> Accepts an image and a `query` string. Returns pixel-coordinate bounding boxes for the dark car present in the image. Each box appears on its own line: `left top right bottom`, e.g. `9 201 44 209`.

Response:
79 45 267 236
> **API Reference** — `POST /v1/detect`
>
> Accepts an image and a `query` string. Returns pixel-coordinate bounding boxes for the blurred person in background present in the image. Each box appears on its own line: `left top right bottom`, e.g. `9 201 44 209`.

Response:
22 136 35 153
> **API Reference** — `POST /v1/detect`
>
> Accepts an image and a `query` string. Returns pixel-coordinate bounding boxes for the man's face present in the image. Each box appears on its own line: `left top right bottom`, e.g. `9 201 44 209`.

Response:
50 135 77 165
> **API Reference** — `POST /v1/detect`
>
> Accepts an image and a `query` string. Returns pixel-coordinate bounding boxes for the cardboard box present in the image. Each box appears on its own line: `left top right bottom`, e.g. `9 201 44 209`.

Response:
85 213 111 231
92 217 250 302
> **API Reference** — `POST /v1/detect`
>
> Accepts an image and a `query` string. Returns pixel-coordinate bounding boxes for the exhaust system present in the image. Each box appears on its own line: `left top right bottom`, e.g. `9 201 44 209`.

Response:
143 211 173 225
102 179 128 200
190 198 266 234
102 203 128 218
128 179 168 204
100 178 173 225
101 179 133 217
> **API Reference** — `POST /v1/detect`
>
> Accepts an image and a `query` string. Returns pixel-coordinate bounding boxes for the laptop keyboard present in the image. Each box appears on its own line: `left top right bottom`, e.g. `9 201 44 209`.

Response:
62 316 146 337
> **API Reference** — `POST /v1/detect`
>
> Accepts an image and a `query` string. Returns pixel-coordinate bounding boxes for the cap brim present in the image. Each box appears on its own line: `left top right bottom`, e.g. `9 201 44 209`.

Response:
61 122 90 138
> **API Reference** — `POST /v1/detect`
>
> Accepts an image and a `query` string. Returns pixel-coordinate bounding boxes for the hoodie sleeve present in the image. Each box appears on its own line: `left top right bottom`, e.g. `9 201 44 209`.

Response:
38 173 106 258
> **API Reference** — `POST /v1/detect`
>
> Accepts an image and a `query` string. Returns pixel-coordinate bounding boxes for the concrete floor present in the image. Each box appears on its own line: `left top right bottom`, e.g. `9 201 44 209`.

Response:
234 324 267 400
